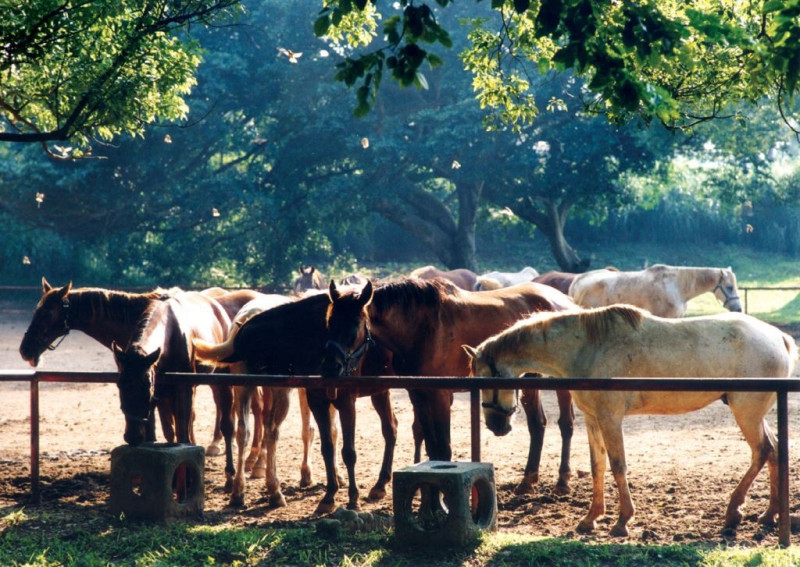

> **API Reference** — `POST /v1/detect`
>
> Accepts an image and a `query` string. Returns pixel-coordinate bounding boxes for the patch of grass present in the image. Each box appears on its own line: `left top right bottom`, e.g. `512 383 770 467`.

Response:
2 507 799 567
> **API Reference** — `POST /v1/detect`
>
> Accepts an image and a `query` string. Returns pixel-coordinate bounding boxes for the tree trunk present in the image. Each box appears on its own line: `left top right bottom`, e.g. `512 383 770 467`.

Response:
513 196 590 272
371 180 481 271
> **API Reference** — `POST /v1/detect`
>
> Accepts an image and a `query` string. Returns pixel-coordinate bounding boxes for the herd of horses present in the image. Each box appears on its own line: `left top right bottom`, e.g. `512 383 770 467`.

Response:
16 261 797 538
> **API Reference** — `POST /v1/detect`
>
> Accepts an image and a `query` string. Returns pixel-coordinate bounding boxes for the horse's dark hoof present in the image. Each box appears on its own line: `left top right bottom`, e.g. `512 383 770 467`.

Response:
367 487 386 501
314 500 336 516
228 493 245 507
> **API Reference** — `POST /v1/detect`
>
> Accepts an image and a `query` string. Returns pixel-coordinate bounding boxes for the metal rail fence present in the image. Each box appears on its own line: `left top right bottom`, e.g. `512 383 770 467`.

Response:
0 370 797 546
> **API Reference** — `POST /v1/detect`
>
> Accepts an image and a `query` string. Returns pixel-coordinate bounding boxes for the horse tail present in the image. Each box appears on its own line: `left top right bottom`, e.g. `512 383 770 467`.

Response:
193 336 236 368
783 333 799 377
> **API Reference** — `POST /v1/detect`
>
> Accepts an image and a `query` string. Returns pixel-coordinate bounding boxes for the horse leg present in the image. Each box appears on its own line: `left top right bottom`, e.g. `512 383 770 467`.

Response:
518 388 546 495
173 384 194 444
297 388 314 487
251 388 272 480
206 385 225 456
407 389 452 461
577 414 608 534
245 387 264 473
230 385 252 506
211 384 235 494
307 390 340 515
597 415 634 537
367 391 397 501
263 387 291 508
155 396 176 443
554 389 574 494
725 398 778 529
412 413 423 464
336 394 361 510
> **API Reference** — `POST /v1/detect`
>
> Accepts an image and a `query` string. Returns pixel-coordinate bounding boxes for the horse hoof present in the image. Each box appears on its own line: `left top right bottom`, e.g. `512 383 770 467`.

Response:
269 493 287 508
757 512 777 527
367 487 386 501
576 520 596 534
513 482 535 495
552 482 571 496
314 501 336 516
300 470 313 488
609 523 629 538
229 493 245 507
205 444 223 457
347 501 362 511
251 466 266 480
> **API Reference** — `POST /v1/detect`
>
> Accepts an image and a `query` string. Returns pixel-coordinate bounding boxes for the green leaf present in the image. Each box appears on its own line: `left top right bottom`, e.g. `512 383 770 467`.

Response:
536 0 563 37
313 15 330 38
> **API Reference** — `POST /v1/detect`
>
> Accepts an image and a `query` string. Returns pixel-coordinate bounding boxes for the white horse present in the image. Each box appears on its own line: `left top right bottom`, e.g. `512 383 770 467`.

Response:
465 304 797 537
567 264 742 317
474 267 540 290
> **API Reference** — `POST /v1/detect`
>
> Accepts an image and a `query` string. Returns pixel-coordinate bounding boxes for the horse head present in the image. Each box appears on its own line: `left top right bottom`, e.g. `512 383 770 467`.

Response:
463 344 518 436
293 265 325 294
321 279 374 380
714 268 743 312
19 277 73 366
113 341 161 446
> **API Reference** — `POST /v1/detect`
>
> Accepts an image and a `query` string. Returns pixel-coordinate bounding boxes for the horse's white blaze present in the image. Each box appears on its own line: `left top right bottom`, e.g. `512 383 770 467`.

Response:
468 304 796 537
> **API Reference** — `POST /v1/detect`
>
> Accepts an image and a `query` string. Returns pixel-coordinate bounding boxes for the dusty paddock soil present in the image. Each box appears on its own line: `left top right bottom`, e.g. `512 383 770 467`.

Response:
2 299 800 549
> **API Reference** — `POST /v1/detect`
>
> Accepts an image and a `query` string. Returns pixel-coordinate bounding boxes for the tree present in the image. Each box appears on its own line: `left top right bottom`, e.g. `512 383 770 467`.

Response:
0 1 243 157
318 0 800 133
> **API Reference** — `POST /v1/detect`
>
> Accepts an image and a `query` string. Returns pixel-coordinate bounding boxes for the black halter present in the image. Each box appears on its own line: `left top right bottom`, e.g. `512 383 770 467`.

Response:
324 325 375 377
46 296 71 351
713 274 741 309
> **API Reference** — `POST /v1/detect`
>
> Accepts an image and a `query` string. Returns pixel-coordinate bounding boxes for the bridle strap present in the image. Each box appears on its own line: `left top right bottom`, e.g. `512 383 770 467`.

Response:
713 274 740 308
480 357 518 416
324 325 375 377
41 296 71 352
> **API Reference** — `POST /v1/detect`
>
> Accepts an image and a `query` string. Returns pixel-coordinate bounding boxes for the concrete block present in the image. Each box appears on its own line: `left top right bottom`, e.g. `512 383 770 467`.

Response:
109 443 204 521
393 461 497 546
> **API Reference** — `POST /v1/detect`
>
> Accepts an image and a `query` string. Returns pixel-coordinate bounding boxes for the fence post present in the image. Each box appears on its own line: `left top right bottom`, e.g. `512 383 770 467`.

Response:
778 390 790 547
30 376 41 505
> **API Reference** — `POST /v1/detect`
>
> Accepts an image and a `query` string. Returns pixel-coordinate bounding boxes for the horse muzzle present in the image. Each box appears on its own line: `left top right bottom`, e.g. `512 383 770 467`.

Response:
484 412 513 437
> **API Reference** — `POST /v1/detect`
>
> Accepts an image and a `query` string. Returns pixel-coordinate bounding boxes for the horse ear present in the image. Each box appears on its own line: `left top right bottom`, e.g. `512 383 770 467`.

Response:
58 281 72 298
146 348 162 366
309 266 316 274
111 341 124 361
42 277 52 294
358 280 374 308
328 279 340 302
462 344 480 360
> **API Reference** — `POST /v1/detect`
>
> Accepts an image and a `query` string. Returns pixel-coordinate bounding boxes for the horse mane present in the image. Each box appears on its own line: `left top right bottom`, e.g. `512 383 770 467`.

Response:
370 277 452 318
579 305 644 344
71 287 179 328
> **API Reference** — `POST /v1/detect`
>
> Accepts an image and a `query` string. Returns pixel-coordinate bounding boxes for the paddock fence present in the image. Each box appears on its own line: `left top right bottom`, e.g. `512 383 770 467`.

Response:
0 370 797 547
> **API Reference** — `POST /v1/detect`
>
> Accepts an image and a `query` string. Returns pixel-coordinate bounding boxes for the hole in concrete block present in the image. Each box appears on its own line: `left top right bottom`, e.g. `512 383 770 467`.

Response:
172 461 200 504
130 473 144 498
470 477 496 528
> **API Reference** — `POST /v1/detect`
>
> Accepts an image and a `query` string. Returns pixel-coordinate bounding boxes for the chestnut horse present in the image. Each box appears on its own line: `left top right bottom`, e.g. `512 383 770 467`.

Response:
465 305 797 537
532 270 580 295
111 291 234 483
18 279 260 459
322 277 579 495
409 265 478 291
568 264 742 317
194 291 398 514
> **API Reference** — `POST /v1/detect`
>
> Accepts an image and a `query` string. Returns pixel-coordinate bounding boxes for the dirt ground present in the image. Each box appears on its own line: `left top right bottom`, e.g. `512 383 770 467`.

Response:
2 298 800 548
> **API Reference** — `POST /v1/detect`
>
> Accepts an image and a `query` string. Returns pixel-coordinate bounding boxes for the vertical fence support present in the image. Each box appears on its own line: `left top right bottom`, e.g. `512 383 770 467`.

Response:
778 390 790 547
30 376 41 505
470 389 481 463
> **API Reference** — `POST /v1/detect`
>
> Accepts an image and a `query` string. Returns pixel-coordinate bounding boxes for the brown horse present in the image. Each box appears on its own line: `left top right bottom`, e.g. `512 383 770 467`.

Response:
194 293 322 507
111 291 234 482
532 270 580 295
194 291 399 513
18 279 260 458
409 265 478 291
322 277 579 495
293 265 325 294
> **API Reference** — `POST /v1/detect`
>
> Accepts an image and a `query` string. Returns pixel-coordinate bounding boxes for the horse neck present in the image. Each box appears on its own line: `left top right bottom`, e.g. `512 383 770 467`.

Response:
676 268 719 302
68 289 157 349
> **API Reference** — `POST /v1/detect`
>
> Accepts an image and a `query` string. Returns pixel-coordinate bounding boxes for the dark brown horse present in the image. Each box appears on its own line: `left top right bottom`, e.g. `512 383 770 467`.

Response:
322 277 579 495
18 279 260 457
293 265 325 294
194 291 399 514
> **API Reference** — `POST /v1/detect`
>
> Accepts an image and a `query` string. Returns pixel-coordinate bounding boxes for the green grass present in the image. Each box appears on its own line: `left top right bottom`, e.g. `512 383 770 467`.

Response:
3 507 800 566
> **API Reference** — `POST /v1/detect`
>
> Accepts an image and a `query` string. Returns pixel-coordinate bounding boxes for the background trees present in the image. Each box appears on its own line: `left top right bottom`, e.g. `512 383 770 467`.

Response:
1 1 800 287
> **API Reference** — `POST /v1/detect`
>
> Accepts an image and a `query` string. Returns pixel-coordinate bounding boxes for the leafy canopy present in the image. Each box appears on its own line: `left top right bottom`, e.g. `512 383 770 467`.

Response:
0 0 243 157
316 0 800 131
